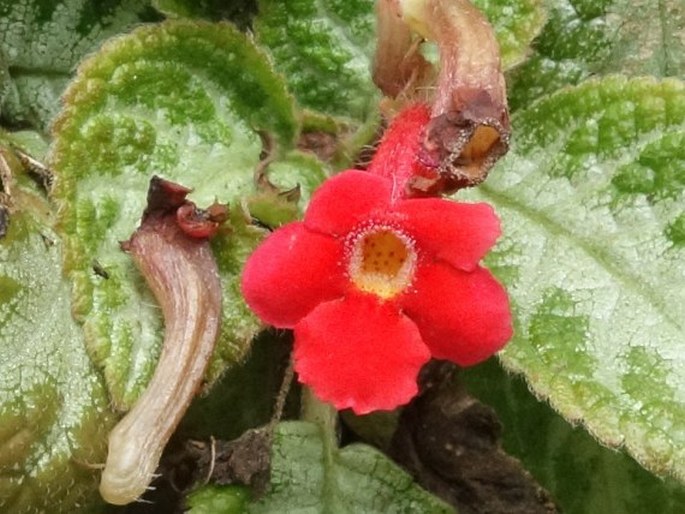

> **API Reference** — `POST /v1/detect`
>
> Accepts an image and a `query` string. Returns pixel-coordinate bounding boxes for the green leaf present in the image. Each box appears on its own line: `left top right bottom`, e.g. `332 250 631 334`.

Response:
460 76 685 480
253 0 379 121
473 0 547 70
463 360 685 514
0 0 160 131
253 0 544 121
507 0 685 111
48 20 310 408
0 204 115 513
187 484 251 514
249 421 455 513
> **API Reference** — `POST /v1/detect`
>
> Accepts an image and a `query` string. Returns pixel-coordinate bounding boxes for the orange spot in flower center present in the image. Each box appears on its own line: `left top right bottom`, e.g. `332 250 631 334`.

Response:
348 227 416 299
361 231 408 276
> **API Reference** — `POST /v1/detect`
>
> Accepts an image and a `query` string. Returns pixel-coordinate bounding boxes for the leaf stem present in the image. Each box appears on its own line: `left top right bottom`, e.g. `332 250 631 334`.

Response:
301 387 339 509
301 387 339 453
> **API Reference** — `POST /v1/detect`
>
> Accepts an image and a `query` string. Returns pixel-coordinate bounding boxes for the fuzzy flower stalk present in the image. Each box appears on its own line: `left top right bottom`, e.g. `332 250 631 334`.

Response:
241 112 512 415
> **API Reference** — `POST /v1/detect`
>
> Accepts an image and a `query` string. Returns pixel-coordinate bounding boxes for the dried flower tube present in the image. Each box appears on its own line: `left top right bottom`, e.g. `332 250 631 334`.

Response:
0 147 15 239
407 0 510 189
375 0 510 193
99 177 223 505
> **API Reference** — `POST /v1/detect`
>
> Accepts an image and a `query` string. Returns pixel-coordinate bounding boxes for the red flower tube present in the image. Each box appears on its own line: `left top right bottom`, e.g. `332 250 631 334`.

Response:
241 169 512 414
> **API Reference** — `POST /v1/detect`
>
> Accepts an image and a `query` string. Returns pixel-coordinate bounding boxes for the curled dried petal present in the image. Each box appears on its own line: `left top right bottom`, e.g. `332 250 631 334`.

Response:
373 0 432 98
176 201 229 239
99 177 223 505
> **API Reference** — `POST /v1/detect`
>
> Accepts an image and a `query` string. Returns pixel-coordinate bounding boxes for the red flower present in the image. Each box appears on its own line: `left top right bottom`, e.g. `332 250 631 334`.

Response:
241 170 512 414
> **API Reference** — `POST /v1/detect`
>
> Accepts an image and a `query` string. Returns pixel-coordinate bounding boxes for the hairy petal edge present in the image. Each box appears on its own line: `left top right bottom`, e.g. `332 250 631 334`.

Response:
241 222 346 328
294 293 431 414
397 199 501 271
401 262 512 366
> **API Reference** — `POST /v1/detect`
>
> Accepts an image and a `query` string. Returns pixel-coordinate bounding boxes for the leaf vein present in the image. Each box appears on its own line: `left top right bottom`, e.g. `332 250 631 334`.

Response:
480 185 683 331
314 0 369 64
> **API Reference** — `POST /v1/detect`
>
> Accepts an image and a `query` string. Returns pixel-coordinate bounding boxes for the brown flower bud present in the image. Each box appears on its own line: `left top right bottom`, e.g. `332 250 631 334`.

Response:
374 0 510 193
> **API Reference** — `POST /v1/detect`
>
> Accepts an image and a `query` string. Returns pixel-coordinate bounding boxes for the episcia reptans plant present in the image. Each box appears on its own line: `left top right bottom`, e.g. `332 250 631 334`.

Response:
0 0 684 513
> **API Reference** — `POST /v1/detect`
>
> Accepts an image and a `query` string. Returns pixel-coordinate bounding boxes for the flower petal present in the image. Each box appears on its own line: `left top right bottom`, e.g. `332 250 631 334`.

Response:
304 170 393 237
401 262 512 366
241 222 346 328
294 293 431 414
396 199 501 271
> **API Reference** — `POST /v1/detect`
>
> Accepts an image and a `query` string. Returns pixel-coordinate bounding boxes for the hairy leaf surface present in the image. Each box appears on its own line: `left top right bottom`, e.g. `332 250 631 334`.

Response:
0 0 159 131
0 198 114 513
508 0 685 111
49 20 315 408
462 76 685 480
464 360 685 514
249 421 455 513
